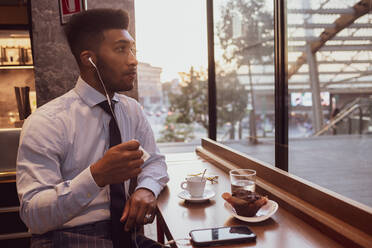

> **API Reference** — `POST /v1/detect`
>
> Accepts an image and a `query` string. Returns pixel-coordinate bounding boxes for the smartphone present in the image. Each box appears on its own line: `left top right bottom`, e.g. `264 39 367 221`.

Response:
189 225 256 247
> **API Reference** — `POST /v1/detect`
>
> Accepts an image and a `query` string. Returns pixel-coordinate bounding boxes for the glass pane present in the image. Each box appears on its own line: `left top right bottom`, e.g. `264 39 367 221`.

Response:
214 0 275 166
135 0 208 148
287 0 372 207
0 30 35 128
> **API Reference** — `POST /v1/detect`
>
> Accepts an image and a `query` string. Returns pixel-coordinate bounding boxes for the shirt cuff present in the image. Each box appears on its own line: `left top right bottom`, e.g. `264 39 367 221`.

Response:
135 177 163 198
69 166 102 206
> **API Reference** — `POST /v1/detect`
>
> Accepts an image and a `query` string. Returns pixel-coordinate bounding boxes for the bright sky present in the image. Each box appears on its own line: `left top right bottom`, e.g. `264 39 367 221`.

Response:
134 0 274 82
134 0 208 82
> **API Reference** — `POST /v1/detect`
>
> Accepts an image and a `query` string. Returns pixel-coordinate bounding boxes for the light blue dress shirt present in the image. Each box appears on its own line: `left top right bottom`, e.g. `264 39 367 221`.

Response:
16 77 169 234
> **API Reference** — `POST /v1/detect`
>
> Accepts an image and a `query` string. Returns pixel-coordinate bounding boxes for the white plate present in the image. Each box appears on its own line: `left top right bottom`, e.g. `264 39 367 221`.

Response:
224 200 278 222
178 189 216 202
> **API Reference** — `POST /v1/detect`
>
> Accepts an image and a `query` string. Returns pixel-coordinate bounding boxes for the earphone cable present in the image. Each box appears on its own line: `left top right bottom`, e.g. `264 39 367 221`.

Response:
90 58 119 125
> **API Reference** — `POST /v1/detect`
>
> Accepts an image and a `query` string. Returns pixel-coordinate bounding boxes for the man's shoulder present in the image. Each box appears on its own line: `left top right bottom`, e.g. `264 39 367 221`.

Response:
27 90 79 124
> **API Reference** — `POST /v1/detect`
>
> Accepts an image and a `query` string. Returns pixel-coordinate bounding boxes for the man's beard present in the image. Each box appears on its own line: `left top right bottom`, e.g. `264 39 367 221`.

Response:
96 57 134 93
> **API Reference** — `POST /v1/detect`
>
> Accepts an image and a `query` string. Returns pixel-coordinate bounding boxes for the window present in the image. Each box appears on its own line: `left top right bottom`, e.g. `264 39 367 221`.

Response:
214 0 275 166
135 0 208 146
213 0 372 208
287 0 372 207
135 0 372 207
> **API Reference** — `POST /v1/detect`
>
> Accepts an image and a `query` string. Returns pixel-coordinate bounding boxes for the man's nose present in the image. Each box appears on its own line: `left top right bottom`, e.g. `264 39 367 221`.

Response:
128 49 138 66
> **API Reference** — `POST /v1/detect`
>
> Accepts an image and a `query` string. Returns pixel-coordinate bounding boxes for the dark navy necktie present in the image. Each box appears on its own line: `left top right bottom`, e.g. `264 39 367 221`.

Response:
98 100 131 248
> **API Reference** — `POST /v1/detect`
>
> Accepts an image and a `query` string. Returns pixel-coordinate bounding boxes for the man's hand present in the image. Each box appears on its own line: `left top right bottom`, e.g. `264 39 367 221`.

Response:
90 140 143 187
120 188 157 231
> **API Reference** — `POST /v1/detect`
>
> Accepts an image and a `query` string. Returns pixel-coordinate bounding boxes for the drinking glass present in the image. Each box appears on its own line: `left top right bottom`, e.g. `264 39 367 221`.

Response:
229 169 256 195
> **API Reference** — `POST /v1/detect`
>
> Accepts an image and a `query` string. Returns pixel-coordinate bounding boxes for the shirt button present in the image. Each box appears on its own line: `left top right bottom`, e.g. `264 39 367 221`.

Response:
87 193 91 198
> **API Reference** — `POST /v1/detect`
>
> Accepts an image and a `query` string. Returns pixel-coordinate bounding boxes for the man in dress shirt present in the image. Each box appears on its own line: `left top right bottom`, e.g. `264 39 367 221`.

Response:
16 8 169 247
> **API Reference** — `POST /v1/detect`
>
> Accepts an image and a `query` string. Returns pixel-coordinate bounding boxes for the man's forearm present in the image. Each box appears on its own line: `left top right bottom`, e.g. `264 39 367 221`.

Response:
135 153 169 198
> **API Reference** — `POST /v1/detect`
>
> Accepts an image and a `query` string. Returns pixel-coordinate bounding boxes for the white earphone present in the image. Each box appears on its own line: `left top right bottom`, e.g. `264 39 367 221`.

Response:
88 57 96 67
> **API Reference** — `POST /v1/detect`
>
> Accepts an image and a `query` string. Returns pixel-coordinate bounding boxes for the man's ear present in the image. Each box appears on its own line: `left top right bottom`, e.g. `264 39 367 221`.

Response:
80 50 96 67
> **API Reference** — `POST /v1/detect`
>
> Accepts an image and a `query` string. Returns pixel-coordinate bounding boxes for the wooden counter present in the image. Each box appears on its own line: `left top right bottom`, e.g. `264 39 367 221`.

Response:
156 152 345 247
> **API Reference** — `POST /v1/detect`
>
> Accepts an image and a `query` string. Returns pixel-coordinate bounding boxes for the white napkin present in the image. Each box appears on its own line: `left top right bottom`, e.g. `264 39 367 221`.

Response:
139 146 150 162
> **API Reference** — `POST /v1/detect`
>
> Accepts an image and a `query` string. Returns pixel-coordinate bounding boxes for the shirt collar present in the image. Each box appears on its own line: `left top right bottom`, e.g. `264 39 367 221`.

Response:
74 76 119 107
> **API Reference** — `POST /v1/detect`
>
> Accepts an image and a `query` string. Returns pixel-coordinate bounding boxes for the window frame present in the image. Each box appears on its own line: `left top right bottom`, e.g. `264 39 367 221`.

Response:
206 0 289 171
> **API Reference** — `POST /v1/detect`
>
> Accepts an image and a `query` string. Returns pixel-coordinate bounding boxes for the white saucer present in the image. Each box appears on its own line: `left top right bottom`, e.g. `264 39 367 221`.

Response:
178 189 216 202
224 200 278 222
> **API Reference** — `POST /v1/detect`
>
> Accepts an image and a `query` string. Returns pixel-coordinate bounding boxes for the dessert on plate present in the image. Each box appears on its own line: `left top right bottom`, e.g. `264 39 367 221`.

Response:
222 189 268 217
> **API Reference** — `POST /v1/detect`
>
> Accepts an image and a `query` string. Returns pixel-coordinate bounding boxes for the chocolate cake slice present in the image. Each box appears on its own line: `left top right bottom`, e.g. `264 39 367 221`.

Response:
222 190 268 217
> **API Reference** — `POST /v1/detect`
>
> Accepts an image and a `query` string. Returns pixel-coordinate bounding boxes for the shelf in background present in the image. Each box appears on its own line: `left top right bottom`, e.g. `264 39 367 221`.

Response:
0 65 33 69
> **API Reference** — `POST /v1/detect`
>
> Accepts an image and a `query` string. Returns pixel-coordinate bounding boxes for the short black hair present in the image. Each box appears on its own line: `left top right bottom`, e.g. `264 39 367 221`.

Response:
64 8 129 64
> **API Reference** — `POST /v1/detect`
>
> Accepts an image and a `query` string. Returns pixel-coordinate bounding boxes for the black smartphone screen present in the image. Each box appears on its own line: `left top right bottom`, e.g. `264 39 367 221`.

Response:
189 226 256 246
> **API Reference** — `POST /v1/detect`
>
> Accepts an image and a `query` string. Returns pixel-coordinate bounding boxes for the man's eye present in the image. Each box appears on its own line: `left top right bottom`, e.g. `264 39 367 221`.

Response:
115 46 136 55
116 47 126 52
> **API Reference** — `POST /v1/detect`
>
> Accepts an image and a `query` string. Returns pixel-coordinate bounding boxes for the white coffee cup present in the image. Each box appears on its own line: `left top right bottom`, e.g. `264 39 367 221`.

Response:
180 176 206 197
